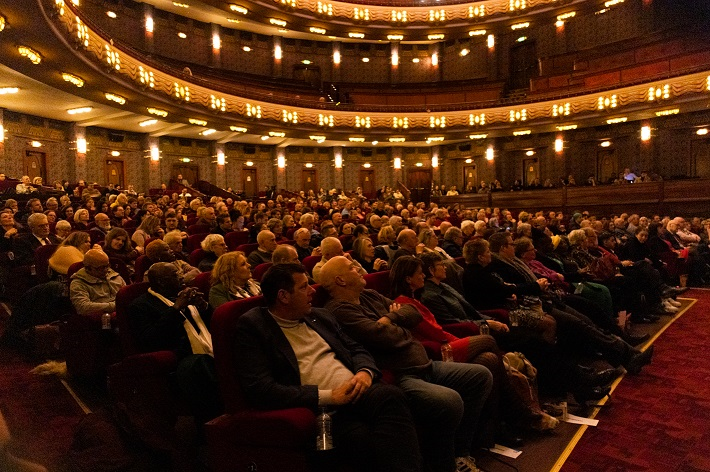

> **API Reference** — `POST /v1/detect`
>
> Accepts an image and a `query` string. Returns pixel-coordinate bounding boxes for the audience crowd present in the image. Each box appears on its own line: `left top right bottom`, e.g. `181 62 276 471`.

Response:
2 172 709 472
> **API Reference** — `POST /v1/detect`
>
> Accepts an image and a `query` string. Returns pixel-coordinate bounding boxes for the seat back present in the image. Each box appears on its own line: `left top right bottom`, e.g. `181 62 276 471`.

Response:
225 231 249 251
235 243 259 257
108 257 131 284
115 282 151 356
364 269 391 297
34 244 59 284
133 255 151 283
211 296 266 412
189 248 207 267
310 284 330 308
190 270 212 296
186 233 208 253
187 224 211 236
251 262 273 283
67 261 85 280
301 255 322 276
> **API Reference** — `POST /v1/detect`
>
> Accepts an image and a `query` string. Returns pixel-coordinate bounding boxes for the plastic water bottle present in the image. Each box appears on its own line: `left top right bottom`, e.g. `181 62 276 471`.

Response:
441 342 454 362
316 407 334 451
479 322 490 336
102 313 112 330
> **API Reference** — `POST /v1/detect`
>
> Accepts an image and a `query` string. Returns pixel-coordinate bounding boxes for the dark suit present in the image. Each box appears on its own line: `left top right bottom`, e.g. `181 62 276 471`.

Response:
13 233 59 266
233 306 422 472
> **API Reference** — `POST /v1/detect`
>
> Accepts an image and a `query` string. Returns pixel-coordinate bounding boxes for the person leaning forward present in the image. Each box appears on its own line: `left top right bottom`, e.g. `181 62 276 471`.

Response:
232 263 422 472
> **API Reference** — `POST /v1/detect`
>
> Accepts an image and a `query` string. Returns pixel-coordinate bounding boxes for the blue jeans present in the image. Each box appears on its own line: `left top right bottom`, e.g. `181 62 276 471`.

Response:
398 361 492 472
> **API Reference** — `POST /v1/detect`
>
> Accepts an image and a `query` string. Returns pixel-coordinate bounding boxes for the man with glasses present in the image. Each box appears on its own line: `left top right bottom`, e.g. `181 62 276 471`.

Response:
441 227 465 259
70 249 126 315
12 213 58 266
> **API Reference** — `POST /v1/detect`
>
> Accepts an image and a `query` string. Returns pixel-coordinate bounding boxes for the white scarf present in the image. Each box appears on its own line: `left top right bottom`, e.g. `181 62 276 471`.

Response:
148 288 213 357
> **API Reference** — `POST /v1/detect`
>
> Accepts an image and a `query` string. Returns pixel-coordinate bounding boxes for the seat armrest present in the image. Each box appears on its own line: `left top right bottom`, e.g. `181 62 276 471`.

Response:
206 408 316 448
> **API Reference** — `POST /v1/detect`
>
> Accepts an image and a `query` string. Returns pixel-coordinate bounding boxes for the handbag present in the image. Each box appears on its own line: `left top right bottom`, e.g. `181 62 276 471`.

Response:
508 296 546 328
503 352 541 412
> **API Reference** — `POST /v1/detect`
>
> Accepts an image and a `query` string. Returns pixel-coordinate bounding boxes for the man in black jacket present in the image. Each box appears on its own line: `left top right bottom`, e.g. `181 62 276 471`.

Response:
233 264 421 472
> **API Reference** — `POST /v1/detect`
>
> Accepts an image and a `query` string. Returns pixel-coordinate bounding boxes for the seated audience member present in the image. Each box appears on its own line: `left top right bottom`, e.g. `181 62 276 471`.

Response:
1 209 20 248
312 237 367 283
374 225 398 262
15 175 37 194
441 227 464 259
128 262 221 424
18 198 43 225
89 213 112 243
391 255 558 435
321 256 493 472
48 231 93 281
351 237 388 273
339 222 356 251
208 251 261 309
163 230 188 262
163 210 185 235
232 263 422 472
196 206 217 229
73 209 91 231
104 228 143 274
293 227 319 261
390 229 423 265
69 249 126 315
198 234 228 272
352 224 370 241
54 220 72 242
211 214 233 237
266 217 286 242
12 213 59 266
247 230 277 267
145 239 200 284
132 215 162 249
272 244 300 265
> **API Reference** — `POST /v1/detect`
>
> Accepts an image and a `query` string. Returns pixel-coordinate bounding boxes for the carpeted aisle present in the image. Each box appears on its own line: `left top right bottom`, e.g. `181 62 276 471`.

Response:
562 289 710 472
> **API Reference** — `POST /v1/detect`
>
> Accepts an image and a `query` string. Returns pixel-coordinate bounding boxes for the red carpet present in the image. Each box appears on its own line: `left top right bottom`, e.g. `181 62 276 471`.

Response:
0 348 83 471
563 289 710 472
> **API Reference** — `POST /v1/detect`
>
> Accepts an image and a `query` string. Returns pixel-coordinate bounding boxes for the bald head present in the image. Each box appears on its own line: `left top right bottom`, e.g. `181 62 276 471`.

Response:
397 229 418 250
320 237 344 260
272 244 299 264
319 256 353 291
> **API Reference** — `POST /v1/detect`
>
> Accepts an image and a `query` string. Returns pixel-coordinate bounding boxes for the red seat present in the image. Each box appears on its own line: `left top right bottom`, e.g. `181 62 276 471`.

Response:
301 255 322 276
133 255 151 283
186 233 208 253
235 243 259 257
285 227 297 240
206 296 317 472
190 270 212 297
187 224 211 236
189 248 207 267
364 269 391 297
34 244 58 284
251 262 272 283
225 231 249 251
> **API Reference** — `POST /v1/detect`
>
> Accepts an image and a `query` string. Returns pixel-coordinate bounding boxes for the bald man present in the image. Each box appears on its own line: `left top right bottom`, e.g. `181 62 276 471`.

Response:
389 229 422 266
247 230 277 267
69 249 126 315
321 256 492 472
311 236 366 283
272 244 300 265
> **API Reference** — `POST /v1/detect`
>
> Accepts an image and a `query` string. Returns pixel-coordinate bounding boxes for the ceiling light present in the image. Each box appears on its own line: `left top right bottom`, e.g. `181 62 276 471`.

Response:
389 137 406 143
305 163 313 168
513 130 531 136
363 163 371 168
387 35 403 41
362 57 369 63
181 158 191 163
278 29 289 33
106 11 117 18
269 131 285 137
227 19 240 23
270 18 287 27
18 46 41 64
412 58 420 63
606 117 627 124
245 161 254 166
415 162 423 167
243 46 251 52
139 119 158 127
517 36 527 42
556 124 577 131
105 93 126 105
349 137 365 142
67 107 93 115
189 118 208 126
349 33 364 39
201 129 216 136
557 11 576 21
469 29 486 36
655 109 679 116
511 22 530 30
465 158 473 164
310 135 326 143
696 128 708 136
426 136 445 143
147 108 168 117
469 134 488 139
526 150 535 156
310 27 326 34
111 151 121 157
428 34 444 40
0 16 6 32
173 2 189 7
302 60 311 65
0 87 20 94
230 4 248 14
372 141 378 145
178 32 187 38
30 141 42 148
261 136 269 140
460 49 469 56
600 141 611 147
230 126 247 132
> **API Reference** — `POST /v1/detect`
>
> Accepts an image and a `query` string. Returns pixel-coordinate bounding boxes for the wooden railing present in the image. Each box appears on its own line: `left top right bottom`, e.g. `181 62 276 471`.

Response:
433 179 710 217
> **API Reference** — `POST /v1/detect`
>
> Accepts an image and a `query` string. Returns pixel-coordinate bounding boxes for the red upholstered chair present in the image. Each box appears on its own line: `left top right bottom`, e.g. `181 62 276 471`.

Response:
251 262 273 283
206 296 317 472
186 233 208 253
132 255 151 283
34 244 58 284
189 248 207 267
310 284 330 308
301 255 322 276
225 231 249 251
107 283 185 423
235 243 259 257
285 227 297 240
187 224 212 236
454 256 465 266
363 270 391 298
190 270 212 297
108 257 131 284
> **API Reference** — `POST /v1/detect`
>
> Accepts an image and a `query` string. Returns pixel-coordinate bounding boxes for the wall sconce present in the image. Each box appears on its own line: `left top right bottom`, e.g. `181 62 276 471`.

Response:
431 156 439 168
150 146 160 161
487 34 495 48
641 125 651 141
145 16 154 33
277 155 286 168
334 151 343 169
0 125 4 143
245 161 254 166
486 147 494 161
76 138 87 154
217 151 225 165
393 157 402 169
363 163 371 168
555 138 564 153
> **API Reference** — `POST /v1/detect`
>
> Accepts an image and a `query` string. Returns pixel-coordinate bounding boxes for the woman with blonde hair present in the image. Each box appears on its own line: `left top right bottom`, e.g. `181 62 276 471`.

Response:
73 208 91 230
48 231 92 281
208 251 261 309
132 215 161 249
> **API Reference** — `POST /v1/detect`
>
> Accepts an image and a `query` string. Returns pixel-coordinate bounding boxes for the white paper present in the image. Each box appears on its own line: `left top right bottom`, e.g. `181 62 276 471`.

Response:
564 413 599 426
486 444 522 458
